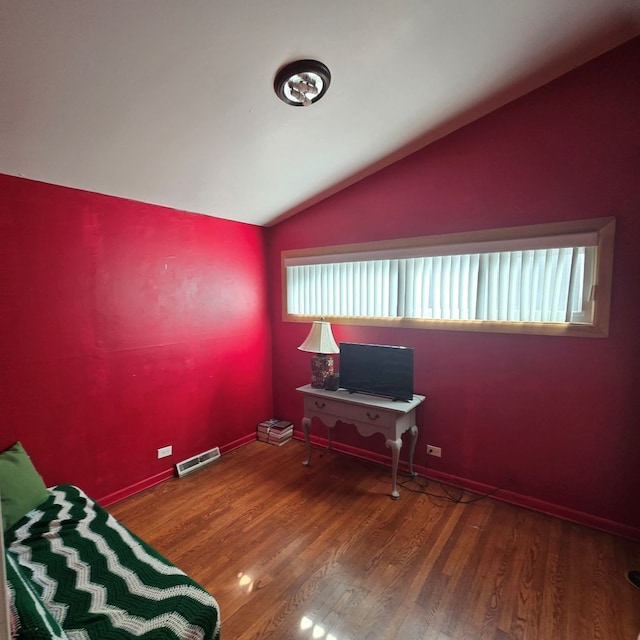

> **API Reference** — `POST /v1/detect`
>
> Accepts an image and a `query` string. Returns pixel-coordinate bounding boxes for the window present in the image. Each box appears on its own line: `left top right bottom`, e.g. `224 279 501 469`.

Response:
282 218 615 337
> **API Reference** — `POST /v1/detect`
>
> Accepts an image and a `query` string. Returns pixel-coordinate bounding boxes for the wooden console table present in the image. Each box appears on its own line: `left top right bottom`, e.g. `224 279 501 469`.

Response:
296 384 425 499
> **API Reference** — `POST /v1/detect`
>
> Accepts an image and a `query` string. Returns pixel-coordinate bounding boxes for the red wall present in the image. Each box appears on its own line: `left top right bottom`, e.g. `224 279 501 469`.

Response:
267 37 640 539
0 177 272 504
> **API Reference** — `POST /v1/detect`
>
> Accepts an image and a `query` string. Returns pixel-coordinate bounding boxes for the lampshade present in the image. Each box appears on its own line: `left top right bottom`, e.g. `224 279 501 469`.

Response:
297 321 339 354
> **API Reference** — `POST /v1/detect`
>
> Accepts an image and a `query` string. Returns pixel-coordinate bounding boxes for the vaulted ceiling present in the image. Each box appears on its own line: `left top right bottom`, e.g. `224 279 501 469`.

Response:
2 1 639 226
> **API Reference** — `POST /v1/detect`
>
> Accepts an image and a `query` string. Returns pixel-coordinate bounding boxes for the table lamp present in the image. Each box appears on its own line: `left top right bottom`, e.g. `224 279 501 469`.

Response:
298 320 340 388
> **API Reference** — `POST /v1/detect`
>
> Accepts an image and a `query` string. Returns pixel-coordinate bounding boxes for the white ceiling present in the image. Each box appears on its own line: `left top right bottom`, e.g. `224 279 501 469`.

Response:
2 1 639 227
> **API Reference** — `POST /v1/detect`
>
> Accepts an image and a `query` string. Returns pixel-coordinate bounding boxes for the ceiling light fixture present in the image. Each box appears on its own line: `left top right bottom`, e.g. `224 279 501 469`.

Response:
274 60 331 107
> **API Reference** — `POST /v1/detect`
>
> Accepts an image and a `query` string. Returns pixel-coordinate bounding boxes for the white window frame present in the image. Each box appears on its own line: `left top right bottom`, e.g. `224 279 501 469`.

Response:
282 217 615 338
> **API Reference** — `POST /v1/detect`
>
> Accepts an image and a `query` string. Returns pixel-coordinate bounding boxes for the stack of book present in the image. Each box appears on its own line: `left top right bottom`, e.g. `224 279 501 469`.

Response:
257 419 294 446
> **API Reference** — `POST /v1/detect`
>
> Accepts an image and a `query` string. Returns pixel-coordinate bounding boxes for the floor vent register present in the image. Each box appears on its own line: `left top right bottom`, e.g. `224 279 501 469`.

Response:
175 447 221 478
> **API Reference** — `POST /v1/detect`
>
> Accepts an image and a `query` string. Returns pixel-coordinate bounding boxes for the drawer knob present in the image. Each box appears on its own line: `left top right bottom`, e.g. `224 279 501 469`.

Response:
366 411 380 421
314 400 326 409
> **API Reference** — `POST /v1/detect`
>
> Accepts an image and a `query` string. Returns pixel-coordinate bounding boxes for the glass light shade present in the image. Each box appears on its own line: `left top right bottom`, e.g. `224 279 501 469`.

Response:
274 60 331 107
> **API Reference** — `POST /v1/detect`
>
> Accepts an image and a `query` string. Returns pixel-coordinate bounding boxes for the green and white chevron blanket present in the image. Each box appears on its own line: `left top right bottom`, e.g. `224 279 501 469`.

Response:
5 484 220 640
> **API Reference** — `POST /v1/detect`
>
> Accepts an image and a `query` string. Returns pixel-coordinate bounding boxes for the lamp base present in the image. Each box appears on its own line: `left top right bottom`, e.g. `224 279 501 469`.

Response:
310 354 334 388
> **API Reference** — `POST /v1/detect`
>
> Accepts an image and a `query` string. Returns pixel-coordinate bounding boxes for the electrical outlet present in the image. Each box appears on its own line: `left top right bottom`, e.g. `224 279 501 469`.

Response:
157 445 172 459
427 445 442 458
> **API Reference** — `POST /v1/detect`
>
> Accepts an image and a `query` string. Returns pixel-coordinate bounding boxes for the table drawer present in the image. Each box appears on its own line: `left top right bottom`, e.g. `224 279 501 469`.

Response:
304 395 397 429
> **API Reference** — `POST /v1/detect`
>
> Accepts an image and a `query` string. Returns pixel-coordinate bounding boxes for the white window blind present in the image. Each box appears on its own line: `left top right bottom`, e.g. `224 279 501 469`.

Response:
286 246 596 324
283 217 616 336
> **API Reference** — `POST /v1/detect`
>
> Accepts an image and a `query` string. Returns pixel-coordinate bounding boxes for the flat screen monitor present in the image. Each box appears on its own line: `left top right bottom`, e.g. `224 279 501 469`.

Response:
339 342 414 401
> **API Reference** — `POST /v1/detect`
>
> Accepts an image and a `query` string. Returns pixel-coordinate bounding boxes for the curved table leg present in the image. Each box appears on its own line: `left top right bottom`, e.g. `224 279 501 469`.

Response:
301 417 312 467
408 425 418 478
386 437 402 499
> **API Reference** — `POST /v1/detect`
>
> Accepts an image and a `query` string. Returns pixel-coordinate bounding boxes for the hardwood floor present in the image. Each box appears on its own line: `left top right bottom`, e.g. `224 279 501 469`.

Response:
108 440 640 640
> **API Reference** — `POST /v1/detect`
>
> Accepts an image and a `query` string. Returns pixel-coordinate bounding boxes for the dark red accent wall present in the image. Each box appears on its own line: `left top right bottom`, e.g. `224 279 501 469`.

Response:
0 177 272 503
267 38 640 538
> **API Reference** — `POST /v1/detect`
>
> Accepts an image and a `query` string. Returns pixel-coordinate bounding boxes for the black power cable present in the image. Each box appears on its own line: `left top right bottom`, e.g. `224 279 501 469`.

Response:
398 473 500 504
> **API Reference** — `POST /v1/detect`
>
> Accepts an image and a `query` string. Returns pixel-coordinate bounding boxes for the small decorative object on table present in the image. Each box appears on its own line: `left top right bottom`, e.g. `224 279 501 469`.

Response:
257 419 294 446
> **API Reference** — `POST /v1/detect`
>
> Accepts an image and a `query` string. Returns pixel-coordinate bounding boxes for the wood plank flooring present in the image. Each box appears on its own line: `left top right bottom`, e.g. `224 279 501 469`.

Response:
108 440 640 640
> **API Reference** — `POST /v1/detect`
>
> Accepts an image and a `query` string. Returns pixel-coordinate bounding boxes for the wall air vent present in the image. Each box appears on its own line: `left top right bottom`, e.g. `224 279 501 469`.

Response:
175 447 220 478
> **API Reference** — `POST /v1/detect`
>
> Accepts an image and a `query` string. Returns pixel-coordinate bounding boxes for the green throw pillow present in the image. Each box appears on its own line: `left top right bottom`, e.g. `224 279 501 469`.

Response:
0 442 50 532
